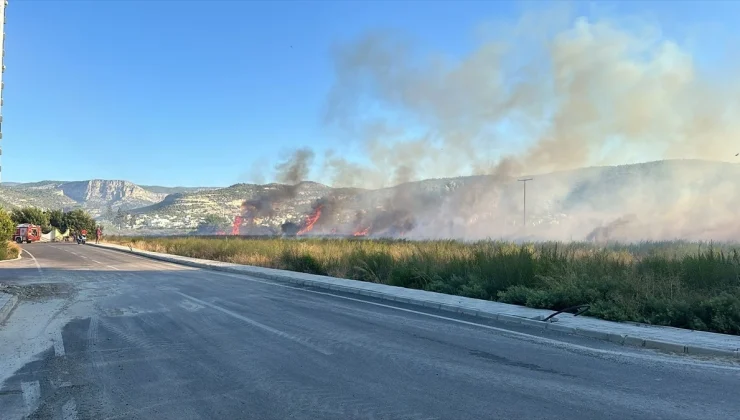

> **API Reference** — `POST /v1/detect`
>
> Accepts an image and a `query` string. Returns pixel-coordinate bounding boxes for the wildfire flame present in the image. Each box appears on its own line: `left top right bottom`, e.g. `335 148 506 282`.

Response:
232 215 243 236
297 205 323 235
353 227 370 237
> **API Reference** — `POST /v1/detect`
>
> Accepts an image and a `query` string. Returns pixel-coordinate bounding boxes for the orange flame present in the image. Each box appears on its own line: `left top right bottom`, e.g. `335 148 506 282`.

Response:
232 215 243 235
297 205 323 235
353 227 370 237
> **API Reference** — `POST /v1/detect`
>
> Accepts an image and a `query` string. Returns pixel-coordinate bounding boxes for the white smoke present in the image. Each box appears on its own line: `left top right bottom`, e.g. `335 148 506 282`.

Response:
262 8 740 242
322 11 739 189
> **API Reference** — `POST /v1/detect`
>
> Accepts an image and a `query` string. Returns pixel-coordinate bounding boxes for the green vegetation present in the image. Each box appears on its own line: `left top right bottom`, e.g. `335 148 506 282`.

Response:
0 240 20 260
11 207 51 232
0 208 14 241
104 237 740 335
9 206 98 235
195 214 231 235
59 209 98 234
0 208 17 260
0 205 100 259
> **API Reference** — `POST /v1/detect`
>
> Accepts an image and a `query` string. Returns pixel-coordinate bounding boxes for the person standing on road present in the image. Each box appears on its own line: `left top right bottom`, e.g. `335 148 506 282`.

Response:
96 227 102 244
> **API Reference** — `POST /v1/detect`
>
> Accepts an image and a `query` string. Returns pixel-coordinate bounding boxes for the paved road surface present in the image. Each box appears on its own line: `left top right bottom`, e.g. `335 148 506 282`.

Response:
1 243 738 420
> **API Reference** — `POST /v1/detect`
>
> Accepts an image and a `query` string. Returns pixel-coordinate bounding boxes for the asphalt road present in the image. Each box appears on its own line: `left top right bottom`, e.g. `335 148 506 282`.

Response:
1 243 739 420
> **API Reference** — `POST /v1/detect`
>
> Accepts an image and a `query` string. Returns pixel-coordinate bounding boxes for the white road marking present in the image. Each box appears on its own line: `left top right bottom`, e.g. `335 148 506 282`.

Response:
21 380 40 416
22 249 42 273
107 265 120 270
176 291 333 356
53 328 66 356
62 398 79 420
194 269 740 371
90 259 103 264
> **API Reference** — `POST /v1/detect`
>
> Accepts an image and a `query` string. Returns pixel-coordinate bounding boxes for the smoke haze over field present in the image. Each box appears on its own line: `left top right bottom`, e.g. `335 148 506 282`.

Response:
249 9 740 242
320 12 739 188
240 149 316 221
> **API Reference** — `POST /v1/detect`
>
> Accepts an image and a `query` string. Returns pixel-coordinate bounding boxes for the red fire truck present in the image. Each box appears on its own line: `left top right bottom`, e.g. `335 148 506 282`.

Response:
13 223 42 243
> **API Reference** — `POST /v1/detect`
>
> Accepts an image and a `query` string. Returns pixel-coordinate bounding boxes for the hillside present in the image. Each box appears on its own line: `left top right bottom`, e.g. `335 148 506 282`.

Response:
138 185 218 195
125 182 341 231
0 181 78 210
0 180 178 216
115 159 740 242
2 159 739 242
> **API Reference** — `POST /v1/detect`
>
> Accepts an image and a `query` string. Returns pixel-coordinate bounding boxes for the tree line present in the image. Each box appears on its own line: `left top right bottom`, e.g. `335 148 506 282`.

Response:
0 206 99 240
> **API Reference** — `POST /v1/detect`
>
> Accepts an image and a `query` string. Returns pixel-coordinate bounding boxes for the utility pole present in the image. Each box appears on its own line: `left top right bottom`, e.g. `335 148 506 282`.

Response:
0 1 7 183
518 177 533 230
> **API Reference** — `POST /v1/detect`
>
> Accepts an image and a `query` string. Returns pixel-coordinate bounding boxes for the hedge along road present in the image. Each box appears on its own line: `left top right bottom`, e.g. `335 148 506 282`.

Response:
0 243 739 420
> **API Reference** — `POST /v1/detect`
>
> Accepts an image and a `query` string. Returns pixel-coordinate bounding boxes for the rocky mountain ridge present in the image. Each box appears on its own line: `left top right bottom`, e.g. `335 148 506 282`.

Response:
0 180 200 216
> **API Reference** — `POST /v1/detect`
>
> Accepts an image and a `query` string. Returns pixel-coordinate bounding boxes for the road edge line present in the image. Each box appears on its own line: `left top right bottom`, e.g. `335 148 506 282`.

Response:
21 249 42 273
90 243 740 360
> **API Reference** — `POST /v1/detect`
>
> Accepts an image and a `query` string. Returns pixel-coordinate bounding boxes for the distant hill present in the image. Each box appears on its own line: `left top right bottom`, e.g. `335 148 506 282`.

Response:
0 181 78 210
0 180 201 216
3 159 739 241
125 181 341 231
113 159 740 241
138 185 218 195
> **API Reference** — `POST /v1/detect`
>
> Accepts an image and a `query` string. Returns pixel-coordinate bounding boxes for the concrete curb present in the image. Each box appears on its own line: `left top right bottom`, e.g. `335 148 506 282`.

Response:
0 254 22 263
93 243 740 360
0 292 18 324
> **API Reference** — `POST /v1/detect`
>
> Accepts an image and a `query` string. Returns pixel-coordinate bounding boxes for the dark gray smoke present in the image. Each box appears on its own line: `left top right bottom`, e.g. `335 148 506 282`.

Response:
275 148 314 186
280 221 300 236
240 149 315 227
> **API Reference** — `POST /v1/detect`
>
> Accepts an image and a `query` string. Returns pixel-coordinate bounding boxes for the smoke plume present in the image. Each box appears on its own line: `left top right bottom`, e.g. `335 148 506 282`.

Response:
275 148 314 186
320 13 739 189
259 9 740 242
239 149 315 228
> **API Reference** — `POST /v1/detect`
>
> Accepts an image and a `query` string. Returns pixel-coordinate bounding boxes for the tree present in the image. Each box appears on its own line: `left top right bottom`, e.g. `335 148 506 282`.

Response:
11 207 51 233
114 208 125 229
47 209 65 232
62 209 97 235
0 208 14 240
196 214 229 234
104 204 114 221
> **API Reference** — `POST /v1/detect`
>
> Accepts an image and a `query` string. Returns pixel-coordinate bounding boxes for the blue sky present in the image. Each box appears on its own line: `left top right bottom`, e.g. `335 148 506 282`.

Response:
3 0 737 187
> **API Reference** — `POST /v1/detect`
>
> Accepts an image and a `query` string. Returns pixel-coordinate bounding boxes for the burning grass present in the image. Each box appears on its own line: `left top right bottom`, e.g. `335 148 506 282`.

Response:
105 236 740 335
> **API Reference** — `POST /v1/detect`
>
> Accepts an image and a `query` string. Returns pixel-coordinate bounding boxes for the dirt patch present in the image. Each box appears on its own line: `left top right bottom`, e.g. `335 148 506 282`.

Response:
0 283 73 300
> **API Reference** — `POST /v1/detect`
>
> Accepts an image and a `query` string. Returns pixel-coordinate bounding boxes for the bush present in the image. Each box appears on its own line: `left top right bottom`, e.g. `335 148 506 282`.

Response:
0 240 20 261
104 236 740 335
0 209 14 241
